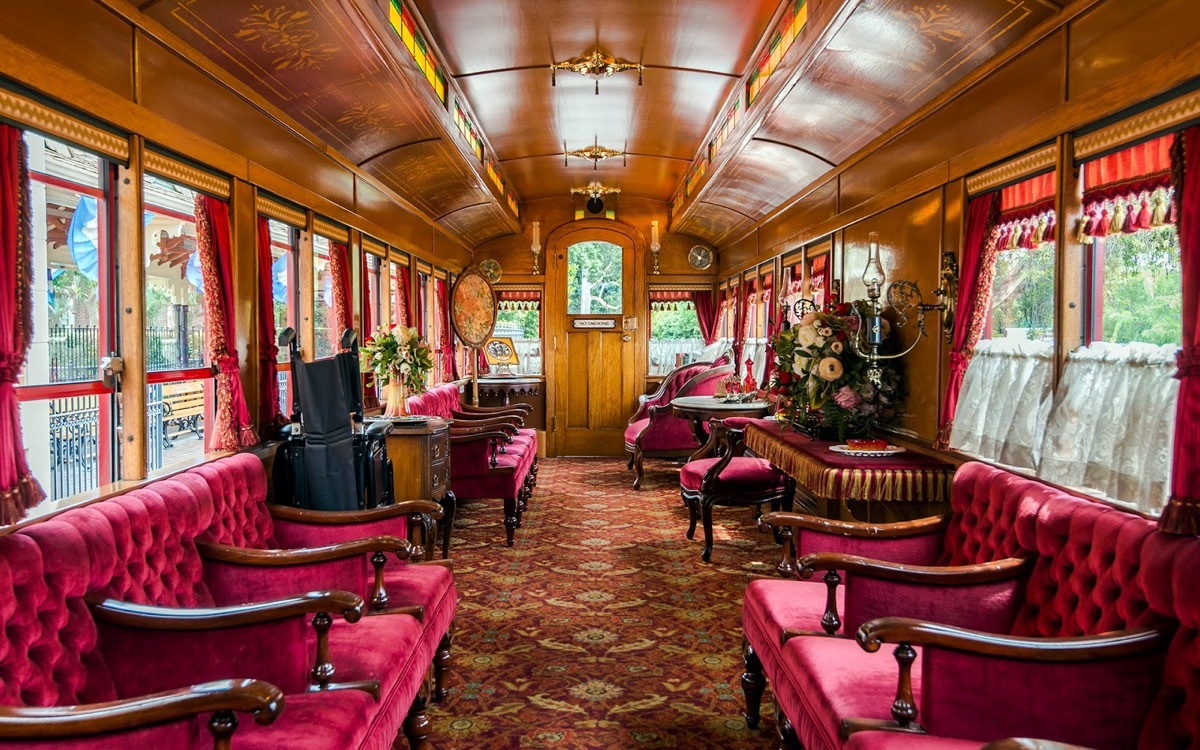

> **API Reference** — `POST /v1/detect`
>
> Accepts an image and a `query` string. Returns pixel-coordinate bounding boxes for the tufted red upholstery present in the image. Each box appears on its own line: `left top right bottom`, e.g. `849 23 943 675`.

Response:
937 462 1048 566
190 453 277 549
680 457 786 492
629 362 709 423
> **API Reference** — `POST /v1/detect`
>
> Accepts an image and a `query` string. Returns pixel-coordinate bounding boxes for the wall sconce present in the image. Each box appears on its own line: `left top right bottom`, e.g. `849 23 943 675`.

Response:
531 221 541 275
847 232 958 385
551 51 644 95
650 220 661 275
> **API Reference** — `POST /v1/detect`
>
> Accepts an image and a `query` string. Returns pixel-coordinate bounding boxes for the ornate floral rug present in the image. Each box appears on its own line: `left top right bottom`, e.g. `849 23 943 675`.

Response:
428 457 781 749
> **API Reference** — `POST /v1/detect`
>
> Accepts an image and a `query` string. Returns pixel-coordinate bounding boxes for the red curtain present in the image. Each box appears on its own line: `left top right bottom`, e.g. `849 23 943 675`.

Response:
329 241 352 351
935 191 1000 449
693 290 718 345
435 278 454 381
763 273 777 386
360 250 378 410
0 125 44 523
393 264 411 328
1161 127 1200 534
195 195 255 450
254 217 282 434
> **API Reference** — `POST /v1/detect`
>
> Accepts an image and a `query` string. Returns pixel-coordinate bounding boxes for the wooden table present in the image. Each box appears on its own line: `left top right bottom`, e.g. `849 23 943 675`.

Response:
670 396 772 450
380 417 454 559
743 419 955 524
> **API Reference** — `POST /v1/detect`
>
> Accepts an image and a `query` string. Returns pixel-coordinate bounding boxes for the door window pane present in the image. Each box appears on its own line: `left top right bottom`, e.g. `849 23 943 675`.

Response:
567 241 622 315
144 174 205 371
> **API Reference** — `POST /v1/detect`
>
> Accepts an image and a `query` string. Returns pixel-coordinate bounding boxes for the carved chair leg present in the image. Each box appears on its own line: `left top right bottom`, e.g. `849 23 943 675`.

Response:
775 701 802 750
503 496 518 547
627 450 635 470
701 497 716 563
208 710 237 750
433 629 453 702
401 682 433 750
685 492 698 540
440 491 456 560
741 639 766 730
632 449 645 490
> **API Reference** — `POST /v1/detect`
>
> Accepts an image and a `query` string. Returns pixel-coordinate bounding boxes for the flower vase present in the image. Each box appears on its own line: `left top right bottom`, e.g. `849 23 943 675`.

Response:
383 377 409 418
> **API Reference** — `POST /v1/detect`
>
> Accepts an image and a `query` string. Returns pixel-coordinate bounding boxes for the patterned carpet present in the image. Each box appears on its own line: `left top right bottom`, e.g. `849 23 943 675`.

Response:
428 457 781 749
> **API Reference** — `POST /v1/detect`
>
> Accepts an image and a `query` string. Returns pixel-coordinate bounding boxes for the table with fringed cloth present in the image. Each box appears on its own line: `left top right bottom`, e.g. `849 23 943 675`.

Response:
743 419 954 523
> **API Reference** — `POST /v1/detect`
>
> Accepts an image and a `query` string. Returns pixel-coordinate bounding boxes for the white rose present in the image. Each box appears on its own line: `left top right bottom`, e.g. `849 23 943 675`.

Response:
831 341 844 354
814 336 826 348
796 325 819 348
792 354 808 374
400 363 411 374
818 326 833 337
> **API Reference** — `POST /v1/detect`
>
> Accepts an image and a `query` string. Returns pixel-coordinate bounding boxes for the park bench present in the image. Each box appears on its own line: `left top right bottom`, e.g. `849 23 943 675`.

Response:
162 380 205 446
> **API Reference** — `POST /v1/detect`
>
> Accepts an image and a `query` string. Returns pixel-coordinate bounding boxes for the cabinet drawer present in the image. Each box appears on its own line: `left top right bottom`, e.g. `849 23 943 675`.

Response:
430 460 450 496
430 430 450 463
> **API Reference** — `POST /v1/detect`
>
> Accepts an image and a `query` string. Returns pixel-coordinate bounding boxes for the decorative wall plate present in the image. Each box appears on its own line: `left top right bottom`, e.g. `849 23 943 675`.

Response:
450 265 498 348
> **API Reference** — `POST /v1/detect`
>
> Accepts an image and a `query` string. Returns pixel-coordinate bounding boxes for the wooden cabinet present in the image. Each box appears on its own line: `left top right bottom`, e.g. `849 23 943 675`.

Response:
468 376 546 431
383 418 454 557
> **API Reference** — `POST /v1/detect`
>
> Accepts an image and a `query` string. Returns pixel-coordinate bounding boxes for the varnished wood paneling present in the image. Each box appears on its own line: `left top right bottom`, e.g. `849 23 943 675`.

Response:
565 331 590 429
232 180 259 429
117 139 146 480
1068 0 1200 100
0 0 134 100
759 177 839 258
707 140 831 222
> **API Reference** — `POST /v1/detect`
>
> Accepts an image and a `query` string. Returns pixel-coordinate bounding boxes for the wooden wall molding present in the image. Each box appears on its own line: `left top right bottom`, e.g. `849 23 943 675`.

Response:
1075 89 1200 160
0 86 128 161
144 150 231 198
362 237 388 257
647 282 713 292
495 283 540 292
966 144 1057 196
255 194 306 228
313 217 350 243
388 251 411 266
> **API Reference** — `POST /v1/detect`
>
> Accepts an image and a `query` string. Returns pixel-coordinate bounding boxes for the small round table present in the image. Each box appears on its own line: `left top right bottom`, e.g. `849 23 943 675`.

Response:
670 396 773 451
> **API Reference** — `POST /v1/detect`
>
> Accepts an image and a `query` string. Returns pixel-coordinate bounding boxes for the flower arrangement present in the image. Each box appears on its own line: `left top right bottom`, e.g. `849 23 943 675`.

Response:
360 325 434 416
769 304 901 439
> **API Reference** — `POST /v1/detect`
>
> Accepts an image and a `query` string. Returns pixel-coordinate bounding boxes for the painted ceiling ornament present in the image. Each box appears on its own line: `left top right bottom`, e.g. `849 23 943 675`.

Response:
550 50 644 94
564 139 628 171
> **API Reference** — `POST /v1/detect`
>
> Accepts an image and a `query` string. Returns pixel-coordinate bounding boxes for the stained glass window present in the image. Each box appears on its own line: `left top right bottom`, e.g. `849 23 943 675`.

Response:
746 0 808 107
387 0 447 104
453 101 484 160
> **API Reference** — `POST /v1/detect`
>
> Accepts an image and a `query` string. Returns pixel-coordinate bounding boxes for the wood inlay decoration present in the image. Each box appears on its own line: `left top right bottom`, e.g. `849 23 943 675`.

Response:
0 88 129 161
255 194 307 227
1074 90 1200 161
966 144 1057 195
144 150 231 198
313 216 350 242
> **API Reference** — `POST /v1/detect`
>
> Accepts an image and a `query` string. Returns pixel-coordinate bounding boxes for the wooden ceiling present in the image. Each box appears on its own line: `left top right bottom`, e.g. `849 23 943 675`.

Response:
142 0 1058 251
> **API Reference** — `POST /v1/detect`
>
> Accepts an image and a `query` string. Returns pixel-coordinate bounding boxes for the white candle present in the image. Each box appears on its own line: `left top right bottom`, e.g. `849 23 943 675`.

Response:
532 221 540 247
651 220 659 247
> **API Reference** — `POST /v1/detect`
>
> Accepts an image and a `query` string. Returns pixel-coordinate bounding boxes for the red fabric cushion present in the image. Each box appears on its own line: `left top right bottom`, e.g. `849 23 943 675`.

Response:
451 453 527 499
742 578 836 678
938 462 1050 566
624 418 650 448
844 732 977 750
236 690 377 750
842 575 1022 635
188 454 277 549
778 636 921 750
636 412 699 452
679 457 785 492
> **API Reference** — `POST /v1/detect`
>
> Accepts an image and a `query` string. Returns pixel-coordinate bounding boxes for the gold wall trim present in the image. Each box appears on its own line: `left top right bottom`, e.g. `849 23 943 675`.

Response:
255 195 306 227
966 144 1056 195
649 283 712 292
312 216 350 243
414 260 433 275
388 251 410 266
362 237 388 257
144 150 231 198
0 88 128 162
1075 91 1200 161
495 283 541 292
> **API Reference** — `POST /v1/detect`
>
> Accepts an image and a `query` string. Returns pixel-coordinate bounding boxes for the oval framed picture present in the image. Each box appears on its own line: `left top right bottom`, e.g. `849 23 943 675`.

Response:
450 265 499 348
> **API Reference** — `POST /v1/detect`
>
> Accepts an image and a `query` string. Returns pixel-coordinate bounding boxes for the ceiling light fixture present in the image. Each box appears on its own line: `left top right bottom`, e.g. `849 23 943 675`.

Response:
570 183 621 200
551 51 644 95
564 139 627 170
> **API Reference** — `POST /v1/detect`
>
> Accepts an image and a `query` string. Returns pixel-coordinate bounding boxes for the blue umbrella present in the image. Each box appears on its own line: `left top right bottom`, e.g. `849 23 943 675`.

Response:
272 253 288 300
186 251 203 291
67 195 99 281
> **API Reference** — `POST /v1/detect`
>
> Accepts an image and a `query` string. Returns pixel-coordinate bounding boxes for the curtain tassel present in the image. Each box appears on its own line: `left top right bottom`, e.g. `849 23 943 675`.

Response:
1158 495 1200 535
1151 190 1169 226
1109 201 1125 234
1137 196 1154 229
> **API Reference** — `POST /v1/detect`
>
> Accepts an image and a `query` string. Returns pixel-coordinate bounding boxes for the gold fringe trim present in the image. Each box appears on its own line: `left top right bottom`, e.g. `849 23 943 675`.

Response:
1157 495 1200 536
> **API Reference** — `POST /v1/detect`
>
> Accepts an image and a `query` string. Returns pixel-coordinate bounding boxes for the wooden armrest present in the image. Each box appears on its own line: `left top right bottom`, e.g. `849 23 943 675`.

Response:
88 590 365 629
458 402 531 415
857 617 1171 660
269 500 443 523
197 536 412 566
798 554 1034 585
759 511 950 538
0 679 283 739
449 429 511 443
452 412 524 429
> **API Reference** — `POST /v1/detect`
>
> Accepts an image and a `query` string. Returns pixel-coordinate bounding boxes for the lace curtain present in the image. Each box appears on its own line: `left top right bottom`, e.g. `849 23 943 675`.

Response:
949 338 1054 471
1039 342 1178 514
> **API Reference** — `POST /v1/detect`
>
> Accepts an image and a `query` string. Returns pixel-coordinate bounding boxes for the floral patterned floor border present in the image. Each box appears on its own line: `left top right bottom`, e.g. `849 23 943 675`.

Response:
427 457 781 749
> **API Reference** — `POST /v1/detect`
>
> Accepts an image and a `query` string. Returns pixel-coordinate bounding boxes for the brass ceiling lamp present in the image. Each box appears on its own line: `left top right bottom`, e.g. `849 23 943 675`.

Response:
564 138 627 170
569 183 621 200
551 51 644 94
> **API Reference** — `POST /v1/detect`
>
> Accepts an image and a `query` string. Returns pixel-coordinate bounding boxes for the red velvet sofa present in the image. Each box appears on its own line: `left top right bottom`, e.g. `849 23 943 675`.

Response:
624 360 734 489
407 383 538 546
754 462 1200 750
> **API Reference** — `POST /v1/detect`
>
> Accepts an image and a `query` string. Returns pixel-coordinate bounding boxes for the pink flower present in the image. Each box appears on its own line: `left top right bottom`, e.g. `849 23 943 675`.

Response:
832 385 861 409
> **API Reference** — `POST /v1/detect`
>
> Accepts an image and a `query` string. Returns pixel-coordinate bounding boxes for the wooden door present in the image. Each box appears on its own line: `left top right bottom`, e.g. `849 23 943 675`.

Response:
549 229 643 456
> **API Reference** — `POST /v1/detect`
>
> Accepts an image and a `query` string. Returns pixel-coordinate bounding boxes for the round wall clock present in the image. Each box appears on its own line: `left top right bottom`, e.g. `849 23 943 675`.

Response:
450 265 498 348
688 245 714 270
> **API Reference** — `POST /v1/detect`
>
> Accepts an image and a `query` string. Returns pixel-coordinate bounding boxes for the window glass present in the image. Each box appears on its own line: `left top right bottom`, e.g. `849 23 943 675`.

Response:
313 234 334 359
1092 224 1182 345
649 297 702 375
143 174 205 371
390 260 409 327
365 253 382 331
987 240 1056 342
268 219 297 363
567 241 622 315
493 291 542 375
147 378 212 471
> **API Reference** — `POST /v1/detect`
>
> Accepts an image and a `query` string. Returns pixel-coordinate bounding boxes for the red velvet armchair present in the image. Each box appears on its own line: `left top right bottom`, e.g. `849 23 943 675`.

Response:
408 383 538 546
764 480 1198 750
743 462 1054 736
624 361 734 489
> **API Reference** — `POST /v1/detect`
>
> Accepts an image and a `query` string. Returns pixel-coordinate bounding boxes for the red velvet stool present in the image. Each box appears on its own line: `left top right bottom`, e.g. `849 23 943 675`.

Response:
680 419 794 563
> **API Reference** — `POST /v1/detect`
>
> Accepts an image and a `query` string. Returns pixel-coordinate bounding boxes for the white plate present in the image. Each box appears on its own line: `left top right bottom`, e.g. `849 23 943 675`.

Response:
829 444 906 458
